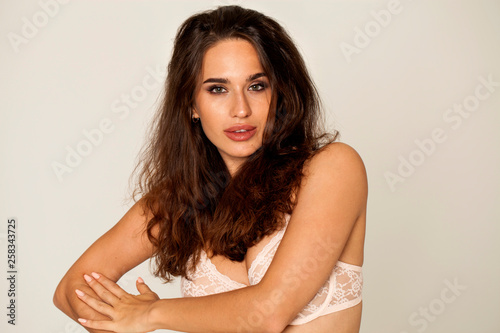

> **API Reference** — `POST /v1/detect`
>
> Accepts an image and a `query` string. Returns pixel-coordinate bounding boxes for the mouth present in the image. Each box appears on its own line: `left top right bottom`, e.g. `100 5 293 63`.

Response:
224 125 257 141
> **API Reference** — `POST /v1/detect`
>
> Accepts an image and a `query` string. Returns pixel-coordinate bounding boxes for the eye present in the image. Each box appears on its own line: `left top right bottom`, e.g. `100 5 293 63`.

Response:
249 82 268 91
207 85 227 94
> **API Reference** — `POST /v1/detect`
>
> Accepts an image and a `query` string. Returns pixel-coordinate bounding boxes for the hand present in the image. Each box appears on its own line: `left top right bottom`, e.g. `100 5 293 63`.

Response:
75 272 160 333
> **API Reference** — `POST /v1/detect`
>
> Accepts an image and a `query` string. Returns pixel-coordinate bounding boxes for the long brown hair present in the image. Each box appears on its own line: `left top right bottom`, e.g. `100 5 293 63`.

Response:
131 5 337 282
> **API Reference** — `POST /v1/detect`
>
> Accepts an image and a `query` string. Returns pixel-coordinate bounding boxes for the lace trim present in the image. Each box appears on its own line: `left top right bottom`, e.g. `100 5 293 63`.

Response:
290 261 363 325
202 251 248 288
181 212 363 325
248 225 287 284
336 260 363 273
290 297 362 325
181 251 247 297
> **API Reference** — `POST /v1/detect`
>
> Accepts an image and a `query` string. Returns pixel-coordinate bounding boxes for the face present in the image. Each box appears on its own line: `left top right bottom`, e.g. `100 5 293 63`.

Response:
193 39 273 175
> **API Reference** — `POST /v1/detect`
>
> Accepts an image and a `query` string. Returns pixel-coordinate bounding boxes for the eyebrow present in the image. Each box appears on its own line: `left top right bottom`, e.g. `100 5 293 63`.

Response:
202 72 267 84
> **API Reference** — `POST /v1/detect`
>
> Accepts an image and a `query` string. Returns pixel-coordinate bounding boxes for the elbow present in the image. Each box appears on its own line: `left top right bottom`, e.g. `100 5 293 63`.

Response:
53 284 64 310
53 279 70 312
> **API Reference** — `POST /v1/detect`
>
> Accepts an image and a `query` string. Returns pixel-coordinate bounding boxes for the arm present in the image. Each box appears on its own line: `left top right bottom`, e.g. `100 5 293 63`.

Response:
78 142 368 333
53 198 156 333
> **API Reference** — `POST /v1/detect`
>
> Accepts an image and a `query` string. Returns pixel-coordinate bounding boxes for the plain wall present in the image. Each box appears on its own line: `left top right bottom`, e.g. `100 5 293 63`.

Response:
1 0 499 332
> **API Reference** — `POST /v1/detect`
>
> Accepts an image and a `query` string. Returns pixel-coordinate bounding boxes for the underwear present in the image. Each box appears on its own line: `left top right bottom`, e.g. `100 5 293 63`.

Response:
181 216 362 325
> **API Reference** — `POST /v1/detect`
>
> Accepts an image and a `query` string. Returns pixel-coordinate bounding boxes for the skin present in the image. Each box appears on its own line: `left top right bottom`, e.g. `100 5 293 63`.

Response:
192 39 273 175
53 39 367 333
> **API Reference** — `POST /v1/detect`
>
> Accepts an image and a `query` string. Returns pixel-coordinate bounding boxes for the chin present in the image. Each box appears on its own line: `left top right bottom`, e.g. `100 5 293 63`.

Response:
221 146 260 161
236 145 261 157
230 151 255 159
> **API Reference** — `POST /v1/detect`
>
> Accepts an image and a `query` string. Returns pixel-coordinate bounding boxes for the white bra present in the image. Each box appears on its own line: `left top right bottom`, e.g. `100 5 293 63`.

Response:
181 217 363 325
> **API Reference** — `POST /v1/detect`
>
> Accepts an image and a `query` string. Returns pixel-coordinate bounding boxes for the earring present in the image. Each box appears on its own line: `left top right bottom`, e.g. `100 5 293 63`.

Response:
192 116 200 123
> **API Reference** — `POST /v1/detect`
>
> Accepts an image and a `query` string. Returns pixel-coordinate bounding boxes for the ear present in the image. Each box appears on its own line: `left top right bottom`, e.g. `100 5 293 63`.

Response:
192 106 200 119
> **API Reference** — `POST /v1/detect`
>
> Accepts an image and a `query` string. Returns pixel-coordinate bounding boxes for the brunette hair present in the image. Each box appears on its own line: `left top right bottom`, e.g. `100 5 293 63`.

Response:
131 5 337 282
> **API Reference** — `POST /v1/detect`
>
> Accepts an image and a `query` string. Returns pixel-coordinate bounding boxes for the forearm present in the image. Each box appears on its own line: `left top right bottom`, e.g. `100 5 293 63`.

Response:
54 281 112 333
150 284 286 333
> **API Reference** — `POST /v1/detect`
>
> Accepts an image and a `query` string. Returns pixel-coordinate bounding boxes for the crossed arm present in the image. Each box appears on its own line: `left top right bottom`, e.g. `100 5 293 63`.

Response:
53 142 368 333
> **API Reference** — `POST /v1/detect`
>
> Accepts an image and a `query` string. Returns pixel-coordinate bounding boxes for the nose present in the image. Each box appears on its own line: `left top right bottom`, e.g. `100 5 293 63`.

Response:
230 90 252 118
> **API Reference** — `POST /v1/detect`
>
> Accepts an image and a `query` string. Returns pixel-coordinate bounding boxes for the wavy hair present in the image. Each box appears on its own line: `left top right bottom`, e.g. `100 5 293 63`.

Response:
130 5 337 282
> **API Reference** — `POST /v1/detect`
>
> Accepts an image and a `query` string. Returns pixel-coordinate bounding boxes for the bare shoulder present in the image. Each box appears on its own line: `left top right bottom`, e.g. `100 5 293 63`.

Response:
295 143 367 266
303 142 367 191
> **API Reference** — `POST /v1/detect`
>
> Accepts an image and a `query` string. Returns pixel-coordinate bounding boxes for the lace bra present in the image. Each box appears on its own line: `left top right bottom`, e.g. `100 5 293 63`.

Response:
181 216 363 325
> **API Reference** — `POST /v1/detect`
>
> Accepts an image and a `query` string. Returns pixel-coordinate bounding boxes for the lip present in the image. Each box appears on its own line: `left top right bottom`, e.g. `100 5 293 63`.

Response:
224 124 257 142
224 124 257 132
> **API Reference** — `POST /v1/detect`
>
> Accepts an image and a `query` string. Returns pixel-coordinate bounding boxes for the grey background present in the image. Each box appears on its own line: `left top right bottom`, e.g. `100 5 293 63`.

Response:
1 0 499 332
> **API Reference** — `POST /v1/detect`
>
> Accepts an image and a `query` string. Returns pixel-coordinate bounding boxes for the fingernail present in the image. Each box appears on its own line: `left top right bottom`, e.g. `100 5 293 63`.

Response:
75 289 85 297
78 318 87 324
91 272 100 279
83 274 92 283
137 277 144 284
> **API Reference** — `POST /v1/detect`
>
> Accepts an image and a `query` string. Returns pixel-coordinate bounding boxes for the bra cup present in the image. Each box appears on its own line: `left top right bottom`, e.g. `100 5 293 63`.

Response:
181 214 363 325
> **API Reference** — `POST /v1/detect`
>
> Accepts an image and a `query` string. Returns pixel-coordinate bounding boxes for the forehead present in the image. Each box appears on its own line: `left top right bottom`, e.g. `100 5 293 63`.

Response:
200 39 264 79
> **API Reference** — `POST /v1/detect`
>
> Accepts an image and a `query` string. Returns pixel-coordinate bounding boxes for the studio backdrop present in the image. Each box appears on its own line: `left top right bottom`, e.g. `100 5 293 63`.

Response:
1 0 499 332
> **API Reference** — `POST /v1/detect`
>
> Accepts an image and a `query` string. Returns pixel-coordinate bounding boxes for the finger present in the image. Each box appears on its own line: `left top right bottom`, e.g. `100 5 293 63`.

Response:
78 318 114 331
91 272 128 298
83 274 120 305
136 277 153 295
75 289 114 317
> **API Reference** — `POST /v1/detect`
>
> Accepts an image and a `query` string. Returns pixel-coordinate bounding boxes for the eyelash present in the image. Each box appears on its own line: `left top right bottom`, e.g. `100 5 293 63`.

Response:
207 85 227 94
207 82 268 94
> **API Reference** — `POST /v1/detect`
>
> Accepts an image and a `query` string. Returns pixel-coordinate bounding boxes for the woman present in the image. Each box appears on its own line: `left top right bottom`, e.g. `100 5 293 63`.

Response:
53 5 367 333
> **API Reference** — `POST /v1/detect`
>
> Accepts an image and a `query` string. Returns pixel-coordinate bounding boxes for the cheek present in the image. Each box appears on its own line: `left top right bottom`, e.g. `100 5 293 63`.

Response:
248 94 271 113
198 108 223 137
254 100 272 121
200 118 215 137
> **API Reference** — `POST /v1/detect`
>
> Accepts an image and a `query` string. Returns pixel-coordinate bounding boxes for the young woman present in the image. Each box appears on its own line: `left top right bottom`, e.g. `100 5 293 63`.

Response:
53 5 367 333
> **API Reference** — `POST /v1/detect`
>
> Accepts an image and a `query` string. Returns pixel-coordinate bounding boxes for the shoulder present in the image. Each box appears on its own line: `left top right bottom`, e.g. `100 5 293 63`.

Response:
304 142 367 185
297 142 368 218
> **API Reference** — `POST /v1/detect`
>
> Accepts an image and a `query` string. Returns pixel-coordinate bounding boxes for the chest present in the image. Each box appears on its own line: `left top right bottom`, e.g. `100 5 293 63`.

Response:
205 228 282 286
